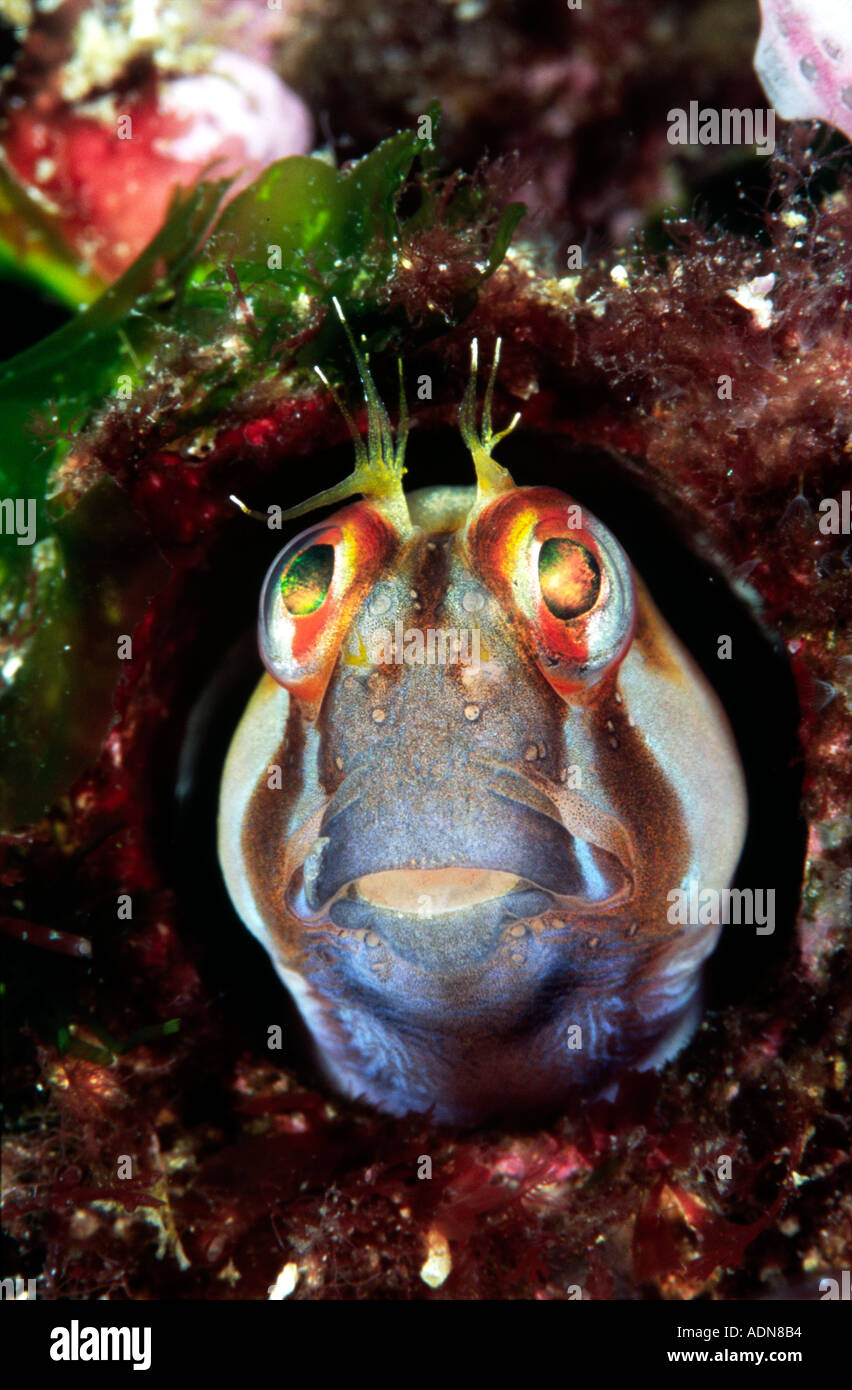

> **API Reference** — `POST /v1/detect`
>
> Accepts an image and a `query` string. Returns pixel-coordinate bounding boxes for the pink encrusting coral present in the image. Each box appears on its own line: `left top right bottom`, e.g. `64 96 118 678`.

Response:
755 0 852 142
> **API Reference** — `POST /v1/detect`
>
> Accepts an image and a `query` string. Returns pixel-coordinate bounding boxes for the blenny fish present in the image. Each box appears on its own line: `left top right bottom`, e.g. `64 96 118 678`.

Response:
218 308 748 1126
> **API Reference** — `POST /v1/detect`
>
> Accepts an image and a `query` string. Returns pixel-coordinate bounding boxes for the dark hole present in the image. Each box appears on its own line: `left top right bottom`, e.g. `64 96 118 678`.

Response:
0 16 21 70
0 280 73 360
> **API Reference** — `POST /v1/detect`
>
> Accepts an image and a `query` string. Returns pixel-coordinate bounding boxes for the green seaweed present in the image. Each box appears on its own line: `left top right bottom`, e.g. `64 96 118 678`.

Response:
0 163 105 310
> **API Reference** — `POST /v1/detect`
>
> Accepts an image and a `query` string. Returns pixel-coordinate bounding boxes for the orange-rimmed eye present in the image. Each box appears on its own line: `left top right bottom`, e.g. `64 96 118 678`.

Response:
259 502 399 708
466 487 635 696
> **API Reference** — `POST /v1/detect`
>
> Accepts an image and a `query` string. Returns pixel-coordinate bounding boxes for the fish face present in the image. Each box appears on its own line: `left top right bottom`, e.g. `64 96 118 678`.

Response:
218 481 748 1125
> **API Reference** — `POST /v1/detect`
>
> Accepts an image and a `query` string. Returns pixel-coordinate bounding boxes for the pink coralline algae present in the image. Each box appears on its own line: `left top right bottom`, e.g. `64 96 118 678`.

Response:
2 44 312 282
755 0 852 141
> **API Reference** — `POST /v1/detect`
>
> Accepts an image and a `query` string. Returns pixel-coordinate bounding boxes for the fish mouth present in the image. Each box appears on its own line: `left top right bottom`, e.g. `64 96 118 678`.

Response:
351 867 524 915
287 771 634 966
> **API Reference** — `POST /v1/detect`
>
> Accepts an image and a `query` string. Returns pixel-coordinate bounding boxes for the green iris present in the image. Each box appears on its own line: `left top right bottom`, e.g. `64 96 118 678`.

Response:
280 544 335 615
538 537 601 619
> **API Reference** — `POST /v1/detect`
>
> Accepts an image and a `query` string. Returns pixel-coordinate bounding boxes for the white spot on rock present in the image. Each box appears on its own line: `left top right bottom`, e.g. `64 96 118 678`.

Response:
420 1228 452 1288
727 273 776 329
267 1262 299 1300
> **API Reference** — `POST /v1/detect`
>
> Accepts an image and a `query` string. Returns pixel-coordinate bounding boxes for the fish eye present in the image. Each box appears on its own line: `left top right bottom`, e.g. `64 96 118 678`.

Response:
258 522 344 698
465 486 636 695
257 502 401 704
538 537 601 619
280 544 335 616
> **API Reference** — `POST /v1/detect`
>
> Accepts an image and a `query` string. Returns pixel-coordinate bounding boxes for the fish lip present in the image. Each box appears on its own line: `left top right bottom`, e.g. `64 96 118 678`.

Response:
287 836 634 929
285 763 635 926
325 882 557 969
288 868 630 974
344 863 634 916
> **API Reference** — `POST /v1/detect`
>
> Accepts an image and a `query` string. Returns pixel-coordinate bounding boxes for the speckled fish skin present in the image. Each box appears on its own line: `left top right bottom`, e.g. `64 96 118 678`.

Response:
755 0 852 141
218 482 748 1126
